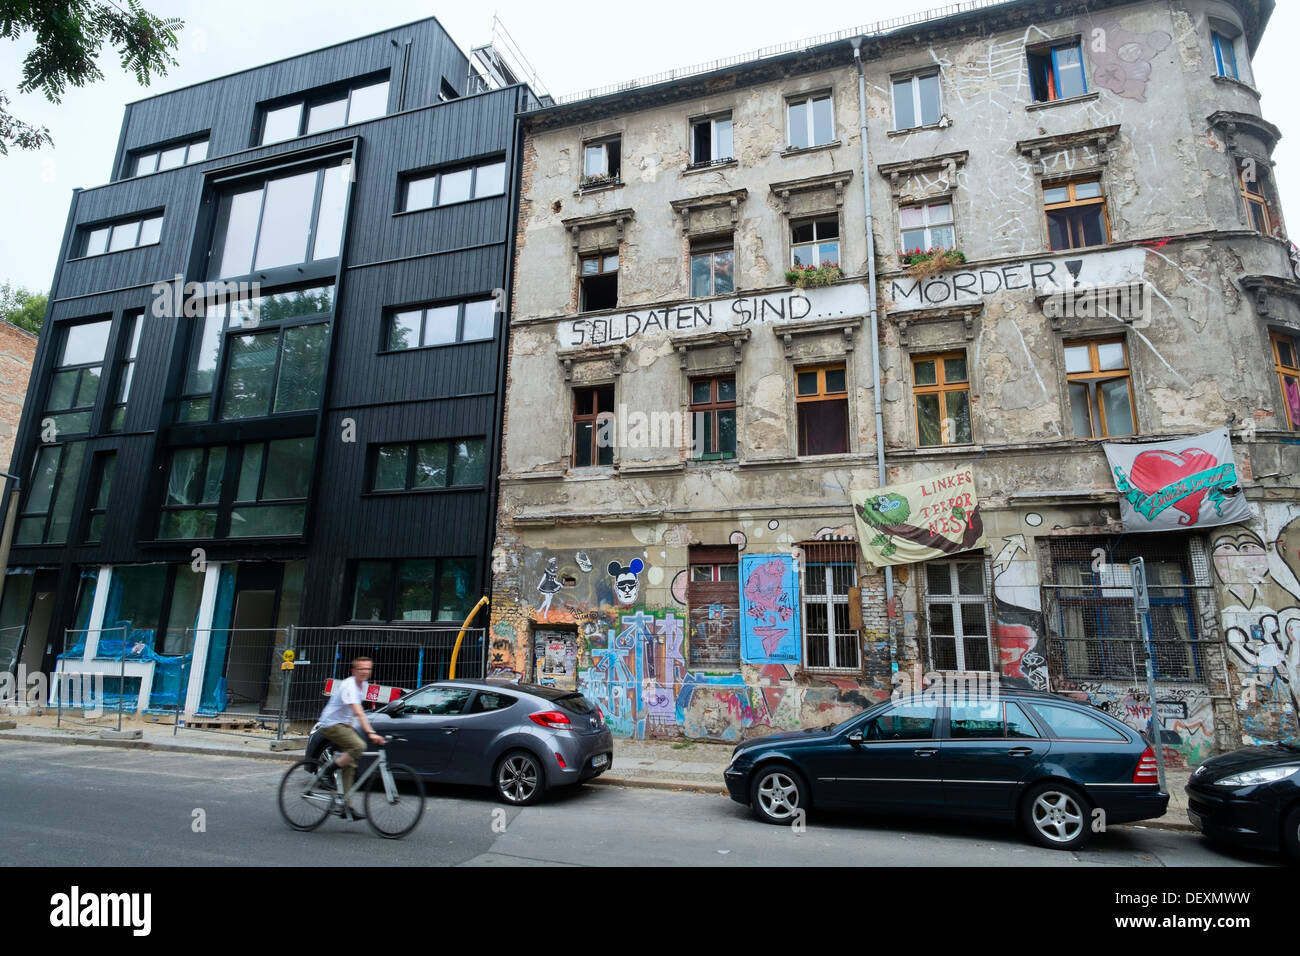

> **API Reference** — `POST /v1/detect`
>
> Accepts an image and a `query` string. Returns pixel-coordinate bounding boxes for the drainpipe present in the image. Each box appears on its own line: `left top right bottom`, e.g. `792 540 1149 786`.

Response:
852 37 899 679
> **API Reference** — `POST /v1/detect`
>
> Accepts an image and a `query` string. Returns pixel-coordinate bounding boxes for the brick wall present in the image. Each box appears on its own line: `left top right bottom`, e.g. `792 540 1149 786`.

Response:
0 321 37 473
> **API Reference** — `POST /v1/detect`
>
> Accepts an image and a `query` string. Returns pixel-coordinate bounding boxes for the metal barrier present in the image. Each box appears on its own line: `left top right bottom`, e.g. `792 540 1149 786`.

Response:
55 625 131 732
172 625 295 741
290 626 487 719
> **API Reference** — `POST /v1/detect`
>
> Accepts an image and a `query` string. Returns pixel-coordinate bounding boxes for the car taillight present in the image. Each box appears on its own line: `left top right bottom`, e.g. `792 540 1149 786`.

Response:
529 710 572 729
1133 746 1159 783
596 705 604 723
554 752 567 769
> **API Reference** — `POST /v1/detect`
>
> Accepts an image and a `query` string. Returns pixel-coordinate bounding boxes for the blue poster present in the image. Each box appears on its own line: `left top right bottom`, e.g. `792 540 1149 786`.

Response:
738 554 801 664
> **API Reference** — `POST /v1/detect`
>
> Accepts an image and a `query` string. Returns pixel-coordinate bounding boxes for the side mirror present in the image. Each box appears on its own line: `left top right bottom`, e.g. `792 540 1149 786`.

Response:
381 700 404 717
847 729 863 746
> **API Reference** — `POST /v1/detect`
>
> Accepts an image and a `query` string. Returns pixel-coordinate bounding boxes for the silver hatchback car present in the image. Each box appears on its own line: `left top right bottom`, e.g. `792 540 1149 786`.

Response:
308 679 614 806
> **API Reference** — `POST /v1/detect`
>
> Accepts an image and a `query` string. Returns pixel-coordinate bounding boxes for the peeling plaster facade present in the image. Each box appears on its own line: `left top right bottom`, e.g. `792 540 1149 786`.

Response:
492 0 1298 761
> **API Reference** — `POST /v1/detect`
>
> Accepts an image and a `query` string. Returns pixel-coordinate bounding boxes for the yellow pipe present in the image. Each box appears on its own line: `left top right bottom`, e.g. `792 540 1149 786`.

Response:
449 596 489 678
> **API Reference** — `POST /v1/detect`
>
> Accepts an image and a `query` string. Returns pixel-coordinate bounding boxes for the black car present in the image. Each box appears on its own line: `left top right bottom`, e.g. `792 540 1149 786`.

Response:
724 689 1168 850
1185 743 1300 862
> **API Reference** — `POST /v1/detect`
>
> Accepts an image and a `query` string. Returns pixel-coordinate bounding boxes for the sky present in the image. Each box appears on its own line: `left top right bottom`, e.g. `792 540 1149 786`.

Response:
1 0 1297 292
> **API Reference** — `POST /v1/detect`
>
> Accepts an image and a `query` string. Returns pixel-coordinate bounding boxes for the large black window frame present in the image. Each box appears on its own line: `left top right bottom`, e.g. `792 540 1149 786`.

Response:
74 211 164 259
254 73 390 146
125 133 209 179
349 557 476 624
383 297 496 352
43 318 113 439
176 283 335 424
15 441 87 546
106 310 144 432
157 439 315 541
398 157 507 212
370 437 489 493
84 451 117 544
206 155 352 282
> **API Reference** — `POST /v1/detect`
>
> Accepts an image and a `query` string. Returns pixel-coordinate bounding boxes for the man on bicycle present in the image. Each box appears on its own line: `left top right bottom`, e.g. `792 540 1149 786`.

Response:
318 656 385 820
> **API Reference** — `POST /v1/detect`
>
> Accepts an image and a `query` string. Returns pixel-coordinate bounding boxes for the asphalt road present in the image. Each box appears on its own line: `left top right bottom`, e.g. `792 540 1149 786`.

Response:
0 741 1282 867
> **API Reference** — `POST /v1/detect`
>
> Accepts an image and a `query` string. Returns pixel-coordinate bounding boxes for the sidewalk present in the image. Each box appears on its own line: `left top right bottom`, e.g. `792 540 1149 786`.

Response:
0 718 1195 831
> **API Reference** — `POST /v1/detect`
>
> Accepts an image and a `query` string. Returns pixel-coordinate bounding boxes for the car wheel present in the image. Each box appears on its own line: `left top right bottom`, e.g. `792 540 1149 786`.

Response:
1282 804 1300 864
494 750 545 806
750 764 806 826
1021 781 1091 850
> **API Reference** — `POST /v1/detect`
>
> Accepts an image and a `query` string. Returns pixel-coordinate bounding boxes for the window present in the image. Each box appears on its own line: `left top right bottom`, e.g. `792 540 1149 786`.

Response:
16 441 86 545
690 377 736 460
129 135 208 177
689 239 734 297
219 322 330 420
372 438 488 491
913 352 971 446
581 137 621 185
790 217 839 268
401 159 507 211
787 93 833 149
579 252 619 312
864 702 937 740
892 73 941 130
900 200 954 254
690 114 733 166
796 365 848 456
79 213 163 257
1212 30 1239 79
1044 178 1108 250
350 557 474 623
177 284 334 423
1064 338 1134 438
802 542 860 670
950 701 1042 739
688 545 740 670
44 319 111 436
1240 164 1271 233
1049 536 1204 682
230 437 314 537
1027 40 1087 102
1029 703 1125 741
258 77 389 144
107 311 143 431
159 446 226 539
1272 332 1300 429
85 453 116 544
924 559 993 671
438 78 460 102
399 686 474 715
386 298 495 351
208 158 350 279
573 385 614 467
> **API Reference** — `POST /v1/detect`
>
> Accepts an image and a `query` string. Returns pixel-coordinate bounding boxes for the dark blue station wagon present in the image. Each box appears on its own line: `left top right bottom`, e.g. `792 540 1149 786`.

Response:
724 690 1167 849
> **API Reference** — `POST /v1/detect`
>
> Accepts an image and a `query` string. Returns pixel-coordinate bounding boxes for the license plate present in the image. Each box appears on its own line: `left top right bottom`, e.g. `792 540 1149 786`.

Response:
1187 809 1203 830
592 753 609 768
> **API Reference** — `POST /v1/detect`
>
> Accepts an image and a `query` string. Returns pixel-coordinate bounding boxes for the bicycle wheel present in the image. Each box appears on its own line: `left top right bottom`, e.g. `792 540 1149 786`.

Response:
363 762 425 839
278 758 336 831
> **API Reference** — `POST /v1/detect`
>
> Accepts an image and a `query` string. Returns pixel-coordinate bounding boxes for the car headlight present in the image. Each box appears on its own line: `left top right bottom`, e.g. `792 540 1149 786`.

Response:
1214 765 1299 787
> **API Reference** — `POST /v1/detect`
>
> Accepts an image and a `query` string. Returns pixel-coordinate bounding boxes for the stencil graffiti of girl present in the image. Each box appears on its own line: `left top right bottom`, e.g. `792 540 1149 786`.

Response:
536 557 562 620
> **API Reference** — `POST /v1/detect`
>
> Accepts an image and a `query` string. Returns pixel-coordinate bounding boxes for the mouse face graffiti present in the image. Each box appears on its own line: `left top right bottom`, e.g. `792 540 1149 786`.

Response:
608 558 645 605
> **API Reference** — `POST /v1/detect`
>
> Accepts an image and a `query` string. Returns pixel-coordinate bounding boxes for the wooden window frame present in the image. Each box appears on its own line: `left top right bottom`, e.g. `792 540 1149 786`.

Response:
795 364 849 456
790 216 841 268
1064 337 1136 439
689 375 737 460
581 136 622 184
578 252 620 313
689 113 734 167
1027 39 1088 102
1271 331 1300 430
899 199 955 255
923 558 996 673
1043 178 1110 251
1212 30 1240 79
572 384 615 468
1240 166 1271 234
912 351 972 447
689 238 735 298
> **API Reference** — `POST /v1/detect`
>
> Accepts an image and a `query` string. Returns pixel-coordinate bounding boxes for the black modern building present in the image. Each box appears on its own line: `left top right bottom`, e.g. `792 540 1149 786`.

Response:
0 16 539 716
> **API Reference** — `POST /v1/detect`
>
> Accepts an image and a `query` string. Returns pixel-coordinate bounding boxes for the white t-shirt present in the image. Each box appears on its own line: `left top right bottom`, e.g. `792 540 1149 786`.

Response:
319 676 369 730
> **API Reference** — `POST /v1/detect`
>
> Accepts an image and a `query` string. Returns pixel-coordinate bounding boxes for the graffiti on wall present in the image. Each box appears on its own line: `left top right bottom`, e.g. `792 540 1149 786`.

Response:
1081 17 1171 102
1213 520 1300 736
738 554 801 664
991 532 1048 690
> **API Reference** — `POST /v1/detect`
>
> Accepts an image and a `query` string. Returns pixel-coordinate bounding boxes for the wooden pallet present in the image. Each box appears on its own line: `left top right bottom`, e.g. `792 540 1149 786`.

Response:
182 716 264 730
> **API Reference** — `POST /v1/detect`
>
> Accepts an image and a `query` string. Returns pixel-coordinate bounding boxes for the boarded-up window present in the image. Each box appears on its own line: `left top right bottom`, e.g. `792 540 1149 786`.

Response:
688 545 740 669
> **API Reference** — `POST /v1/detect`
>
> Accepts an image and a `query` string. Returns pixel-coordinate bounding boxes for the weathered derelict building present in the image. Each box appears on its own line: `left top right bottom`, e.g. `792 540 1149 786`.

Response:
490 0 1299 762
0 17 539 716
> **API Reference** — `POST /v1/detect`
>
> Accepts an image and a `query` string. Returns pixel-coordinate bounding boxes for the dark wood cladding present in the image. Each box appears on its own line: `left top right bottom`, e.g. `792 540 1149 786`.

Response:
9 16 528 667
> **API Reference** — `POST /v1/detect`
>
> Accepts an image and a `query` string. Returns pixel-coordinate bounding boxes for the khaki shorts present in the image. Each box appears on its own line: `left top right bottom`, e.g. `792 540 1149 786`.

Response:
319 723 364 760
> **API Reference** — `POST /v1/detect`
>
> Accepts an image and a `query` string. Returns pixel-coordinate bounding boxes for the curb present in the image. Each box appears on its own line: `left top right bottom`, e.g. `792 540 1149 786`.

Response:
590 774 728 794
0 730 299 762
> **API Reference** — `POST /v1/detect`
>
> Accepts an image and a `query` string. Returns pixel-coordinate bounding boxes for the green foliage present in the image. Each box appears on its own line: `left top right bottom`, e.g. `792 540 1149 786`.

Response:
0 0 184 154
784 263 843 289
0 280 46 334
